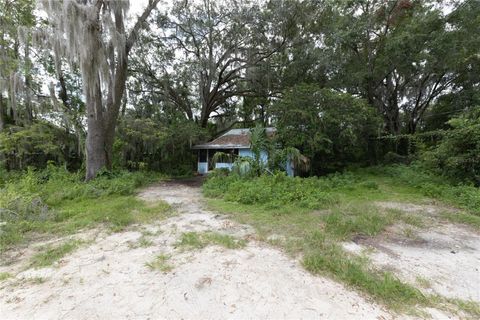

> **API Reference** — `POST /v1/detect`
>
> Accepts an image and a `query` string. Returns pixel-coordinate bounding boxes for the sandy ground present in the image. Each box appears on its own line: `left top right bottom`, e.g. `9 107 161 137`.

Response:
0 180 397 320
343 201 480 303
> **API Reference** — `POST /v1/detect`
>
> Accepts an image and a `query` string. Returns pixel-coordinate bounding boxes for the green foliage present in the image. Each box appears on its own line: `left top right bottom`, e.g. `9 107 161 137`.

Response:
0 122 79 170
376 165 480 216
114 117 203 176
273 85 380 174
0 165 169 251
29 240 81 268
302 232 426 309
421 109 480 185
177 231 246 250
204 172 351 210
145 254 173 272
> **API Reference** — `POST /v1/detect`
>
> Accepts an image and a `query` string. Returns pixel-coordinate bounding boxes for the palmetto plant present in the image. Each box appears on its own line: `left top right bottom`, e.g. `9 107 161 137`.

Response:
211 152 235 164
212 125 309 177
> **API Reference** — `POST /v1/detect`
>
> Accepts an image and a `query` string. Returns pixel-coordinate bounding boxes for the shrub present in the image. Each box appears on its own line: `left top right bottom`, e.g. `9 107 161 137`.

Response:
273 84 381 174
204 164 480 217
421 109 480 185
0 122 79 170
203 172 347 209
376 164 480 215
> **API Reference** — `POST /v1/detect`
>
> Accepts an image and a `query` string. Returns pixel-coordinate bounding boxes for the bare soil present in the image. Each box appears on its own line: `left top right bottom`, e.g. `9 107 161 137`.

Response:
1 180 397 320
344 201 480 304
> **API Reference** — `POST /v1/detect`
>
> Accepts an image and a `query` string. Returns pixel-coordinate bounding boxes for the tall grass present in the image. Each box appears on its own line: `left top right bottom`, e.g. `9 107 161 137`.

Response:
369 164 480 216
0 165 168 252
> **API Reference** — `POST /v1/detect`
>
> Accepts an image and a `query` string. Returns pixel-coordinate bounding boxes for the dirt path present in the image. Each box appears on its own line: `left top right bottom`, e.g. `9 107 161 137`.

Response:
1 180 397 320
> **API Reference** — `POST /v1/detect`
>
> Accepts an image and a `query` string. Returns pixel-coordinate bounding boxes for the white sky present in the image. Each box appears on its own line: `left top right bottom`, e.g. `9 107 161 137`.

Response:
130 0 150 16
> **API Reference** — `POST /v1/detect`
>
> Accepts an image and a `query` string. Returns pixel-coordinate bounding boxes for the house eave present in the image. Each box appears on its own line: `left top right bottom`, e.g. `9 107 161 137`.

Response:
192 145 250 150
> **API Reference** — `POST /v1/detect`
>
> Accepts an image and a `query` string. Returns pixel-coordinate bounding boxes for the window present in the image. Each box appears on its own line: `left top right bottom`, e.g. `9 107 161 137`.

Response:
198 149 207 162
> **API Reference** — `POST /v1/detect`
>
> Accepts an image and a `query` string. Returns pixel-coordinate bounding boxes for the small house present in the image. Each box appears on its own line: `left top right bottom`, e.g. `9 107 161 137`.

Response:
192 128 294 176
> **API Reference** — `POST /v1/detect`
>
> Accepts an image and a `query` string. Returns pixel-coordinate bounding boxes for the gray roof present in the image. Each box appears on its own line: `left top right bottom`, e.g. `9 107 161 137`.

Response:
192 127 276 149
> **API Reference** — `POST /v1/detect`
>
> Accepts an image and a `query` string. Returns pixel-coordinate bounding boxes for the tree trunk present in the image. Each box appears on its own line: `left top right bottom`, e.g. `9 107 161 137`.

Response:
407 117 417 135
0 93 5 131
200 113 209 128
24 41 33 124
85 82 108 181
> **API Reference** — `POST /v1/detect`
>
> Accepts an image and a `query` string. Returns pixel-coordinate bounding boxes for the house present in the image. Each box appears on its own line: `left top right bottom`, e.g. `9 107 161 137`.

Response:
192 127 294 176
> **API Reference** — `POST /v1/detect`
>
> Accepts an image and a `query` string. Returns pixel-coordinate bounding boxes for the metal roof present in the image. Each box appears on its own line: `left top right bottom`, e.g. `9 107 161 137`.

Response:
192 127 276 150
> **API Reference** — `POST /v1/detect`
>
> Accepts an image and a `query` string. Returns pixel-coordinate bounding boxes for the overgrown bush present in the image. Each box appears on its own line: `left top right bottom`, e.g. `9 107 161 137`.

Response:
0 165 166 251
421 109 480 185
203 172 366 210
375 164 480 215
114 117 204 175
205 165 480 216
0 122 80 170
273 84 381 174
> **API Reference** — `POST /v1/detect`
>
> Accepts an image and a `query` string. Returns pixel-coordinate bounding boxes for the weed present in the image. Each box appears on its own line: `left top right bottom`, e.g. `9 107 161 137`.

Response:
441 211 480 230
322 204 393 239
415 276 431 288
0 272 11 281
145 254 173 272
29 240 81 268
0 167 168 252
376 165 480 216
177 232 246 250
303 250 426 309
448 298 480 319
129 235 153 249
27 277 46 285
400 214 425 228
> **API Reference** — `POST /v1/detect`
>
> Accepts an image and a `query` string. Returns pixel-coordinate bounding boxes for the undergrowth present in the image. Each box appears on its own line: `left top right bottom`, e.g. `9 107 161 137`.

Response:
0 165 169 252
369 164 480 216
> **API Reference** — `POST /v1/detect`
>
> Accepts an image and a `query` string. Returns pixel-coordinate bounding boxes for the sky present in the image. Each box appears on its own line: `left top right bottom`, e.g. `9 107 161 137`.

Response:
130 0 150 16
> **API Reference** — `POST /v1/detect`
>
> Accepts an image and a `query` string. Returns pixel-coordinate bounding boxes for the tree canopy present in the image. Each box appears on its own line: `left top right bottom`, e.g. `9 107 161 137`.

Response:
0 0 478 183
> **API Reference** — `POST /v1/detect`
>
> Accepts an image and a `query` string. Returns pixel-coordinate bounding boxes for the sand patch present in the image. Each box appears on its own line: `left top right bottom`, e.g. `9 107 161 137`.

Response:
343 202 480 303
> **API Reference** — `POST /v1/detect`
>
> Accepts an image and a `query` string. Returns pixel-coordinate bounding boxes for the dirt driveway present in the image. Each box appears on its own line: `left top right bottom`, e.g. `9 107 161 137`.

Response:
0 180 397 319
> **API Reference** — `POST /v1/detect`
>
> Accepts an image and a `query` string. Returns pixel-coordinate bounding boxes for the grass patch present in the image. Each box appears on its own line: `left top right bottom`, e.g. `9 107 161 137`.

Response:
138 236 154 248
322 204 395 239
29 240 81 268
145 254 173 272
441 211 480 230
177 231 246 250
0 166 169 252
0 272 11 281
369 165 480 216
54 196 172 233
303 236 426 309
415 276 431 288
129 235 154 249
448 298 480 319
